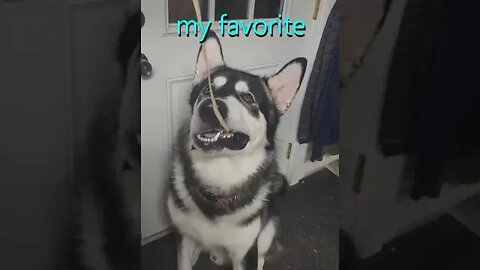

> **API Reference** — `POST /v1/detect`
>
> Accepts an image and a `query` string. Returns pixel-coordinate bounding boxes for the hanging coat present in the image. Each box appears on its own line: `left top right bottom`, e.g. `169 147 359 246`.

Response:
378 0 480 199
297 2 339 162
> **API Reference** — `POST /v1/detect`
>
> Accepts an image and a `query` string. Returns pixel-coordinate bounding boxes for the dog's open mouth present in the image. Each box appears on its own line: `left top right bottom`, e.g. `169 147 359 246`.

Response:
193 129 250 151
196 129 233 143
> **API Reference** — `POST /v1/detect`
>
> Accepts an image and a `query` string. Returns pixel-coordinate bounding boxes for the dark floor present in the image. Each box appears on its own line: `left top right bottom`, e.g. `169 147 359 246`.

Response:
142 169 339 270
341 214 480 270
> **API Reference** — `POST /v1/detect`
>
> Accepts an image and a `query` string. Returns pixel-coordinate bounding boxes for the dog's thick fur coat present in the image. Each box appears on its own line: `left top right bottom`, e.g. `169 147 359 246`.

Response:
167 31 307 270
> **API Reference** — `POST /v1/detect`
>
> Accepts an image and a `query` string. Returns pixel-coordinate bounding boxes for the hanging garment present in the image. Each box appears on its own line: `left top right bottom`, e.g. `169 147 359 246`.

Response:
378 0 480 199
297 1 339 161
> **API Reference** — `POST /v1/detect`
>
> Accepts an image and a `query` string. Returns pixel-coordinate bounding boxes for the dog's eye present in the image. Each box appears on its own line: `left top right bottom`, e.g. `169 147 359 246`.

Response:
202 87 210 96
240 93 255 104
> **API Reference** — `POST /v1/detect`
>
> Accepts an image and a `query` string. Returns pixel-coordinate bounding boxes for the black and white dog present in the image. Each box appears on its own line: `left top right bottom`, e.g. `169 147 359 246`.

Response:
167 31 307 270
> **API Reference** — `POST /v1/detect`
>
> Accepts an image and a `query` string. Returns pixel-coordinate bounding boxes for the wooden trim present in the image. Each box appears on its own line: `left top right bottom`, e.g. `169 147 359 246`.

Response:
209 0 216 21
142 228 173 246
247 0 256 20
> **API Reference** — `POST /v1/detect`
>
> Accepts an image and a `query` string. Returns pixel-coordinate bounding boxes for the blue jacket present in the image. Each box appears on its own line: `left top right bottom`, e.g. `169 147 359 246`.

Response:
297 2 339 161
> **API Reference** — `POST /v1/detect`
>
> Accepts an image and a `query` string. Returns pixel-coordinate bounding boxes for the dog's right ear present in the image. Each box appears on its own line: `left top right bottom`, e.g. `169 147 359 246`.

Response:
194 31 224 83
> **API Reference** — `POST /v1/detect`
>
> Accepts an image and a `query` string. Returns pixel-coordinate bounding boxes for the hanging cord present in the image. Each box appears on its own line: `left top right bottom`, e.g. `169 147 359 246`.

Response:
191 0 232 133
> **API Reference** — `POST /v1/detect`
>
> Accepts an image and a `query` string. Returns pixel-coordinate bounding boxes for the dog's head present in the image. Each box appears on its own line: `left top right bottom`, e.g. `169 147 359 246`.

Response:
189 32 307 156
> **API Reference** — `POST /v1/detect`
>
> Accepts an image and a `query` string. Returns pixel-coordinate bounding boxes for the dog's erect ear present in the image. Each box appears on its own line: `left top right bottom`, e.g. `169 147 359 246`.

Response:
267 58 307 114
195 31 224 83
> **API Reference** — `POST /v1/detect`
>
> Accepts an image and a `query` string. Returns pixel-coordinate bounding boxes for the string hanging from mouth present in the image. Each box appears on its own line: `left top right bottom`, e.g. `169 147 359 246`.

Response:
191 0 232 133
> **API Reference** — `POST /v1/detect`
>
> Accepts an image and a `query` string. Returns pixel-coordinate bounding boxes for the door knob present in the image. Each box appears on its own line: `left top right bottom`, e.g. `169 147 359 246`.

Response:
140 12 152 79
141 53 152 79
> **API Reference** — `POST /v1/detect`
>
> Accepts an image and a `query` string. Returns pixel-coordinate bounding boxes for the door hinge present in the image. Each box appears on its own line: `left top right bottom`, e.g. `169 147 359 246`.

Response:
353 154 366 194
313 0 321 20
286 142 293 159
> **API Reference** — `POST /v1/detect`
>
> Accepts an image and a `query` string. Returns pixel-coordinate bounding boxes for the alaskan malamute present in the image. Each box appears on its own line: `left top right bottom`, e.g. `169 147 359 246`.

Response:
167 31 307 270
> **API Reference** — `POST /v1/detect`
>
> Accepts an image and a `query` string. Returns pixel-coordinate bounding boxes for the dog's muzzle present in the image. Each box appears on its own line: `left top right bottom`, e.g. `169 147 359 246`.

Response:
192 99 250 151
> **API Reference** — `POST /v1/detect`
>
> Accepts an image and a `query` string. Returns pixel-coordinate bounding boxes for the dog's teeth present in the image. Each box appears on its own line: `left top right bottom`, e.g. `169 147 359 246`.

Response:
197 131 227 144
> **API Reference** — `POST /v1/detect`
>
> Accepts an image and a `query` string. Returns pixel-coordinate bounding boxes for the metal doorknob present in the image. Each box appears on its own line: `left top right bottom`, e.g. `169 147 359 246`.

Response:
141 53 152 79
140 12 152 79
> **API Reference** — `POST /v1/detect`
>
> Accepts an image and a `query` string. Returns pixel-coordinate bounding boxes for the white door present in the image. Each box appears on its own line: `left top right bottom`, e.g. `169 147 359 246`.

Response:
141 0 337 241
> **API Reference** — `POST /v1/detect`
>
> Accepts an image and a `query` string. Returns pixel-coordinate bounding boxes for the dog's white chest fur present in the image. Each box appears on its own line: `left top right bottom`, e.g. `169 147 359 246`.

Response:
168 197 261 251
167 148 278 269
167 155 268 251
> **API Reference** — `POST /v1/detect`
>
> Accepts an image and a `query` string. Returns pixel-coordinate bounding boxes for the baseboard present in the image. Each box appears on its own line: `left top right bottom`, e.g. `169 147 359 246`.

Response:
141 228 173 246
326 157 340 177
289 154 340 185
449 193 480 237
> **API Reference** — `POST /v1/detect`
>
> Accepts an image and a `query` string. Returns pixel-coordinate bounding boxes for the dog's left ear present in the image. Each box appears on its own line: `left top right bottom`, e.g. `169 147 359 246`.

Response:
267 58 307 114
195 31 225 83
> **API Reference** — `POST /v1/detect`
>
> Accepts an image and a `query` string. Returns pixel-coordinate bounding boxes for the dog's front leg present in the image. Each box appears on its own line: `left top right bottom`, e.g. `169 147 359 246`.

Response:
258 256 265 269
231 242 259 270
231 259 245 270
176 235 199 270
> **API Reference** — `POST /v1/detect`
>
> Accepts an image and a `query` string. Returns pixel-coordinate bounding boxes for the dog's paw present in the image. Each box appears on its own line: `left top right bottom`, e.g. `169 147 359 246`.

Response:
191 248 201 266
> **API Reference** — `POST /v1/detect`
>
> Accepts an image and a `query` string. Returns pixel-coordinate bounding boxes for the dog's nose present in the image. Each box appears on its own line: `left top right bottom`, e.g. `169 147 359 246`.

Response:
199 99 229 126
